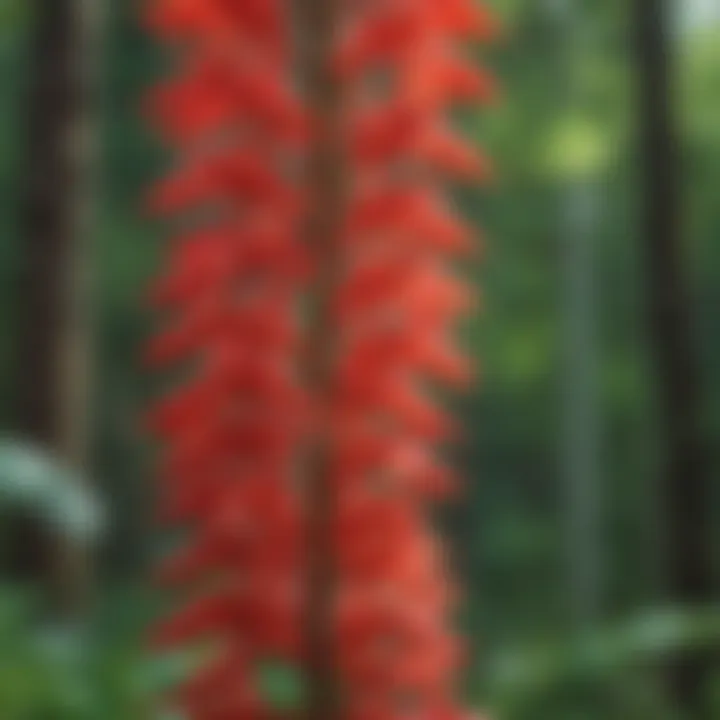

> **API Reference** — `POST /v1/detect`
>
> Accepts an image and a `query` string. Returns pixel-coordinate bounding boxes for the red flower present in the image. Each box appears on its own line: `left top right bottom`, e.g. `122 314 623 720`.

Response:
145 0 495 717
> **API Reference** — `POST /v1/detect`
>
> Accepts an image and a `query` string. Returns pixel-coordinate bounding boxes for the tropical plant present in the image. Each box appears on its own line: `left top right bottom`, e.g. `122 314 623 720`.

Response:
144 0 495 717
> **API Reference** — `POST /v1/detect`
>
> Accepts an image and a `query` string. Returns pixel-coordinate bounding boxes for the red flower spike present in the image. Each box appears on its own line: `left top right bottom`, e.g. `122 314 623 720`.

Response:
437 0 500 40
145 0 495 717
421 124 494 181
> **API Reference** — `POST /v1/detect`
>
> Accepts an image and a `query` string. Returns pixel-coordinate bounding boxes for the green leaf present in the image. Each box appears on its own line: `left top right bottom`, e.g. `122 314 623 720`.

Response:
0 438 105 542
257 661 306 712
484 606 720 713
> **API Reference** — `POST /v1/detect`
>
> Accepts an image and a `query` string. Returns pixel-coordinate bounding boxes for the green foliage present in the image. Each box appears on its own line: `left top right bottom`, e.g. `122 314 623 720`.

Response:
0 585 192 719
0 439 104 543
0 0 28 31
0 585 309 719
484 608 720 718
2 588 720 720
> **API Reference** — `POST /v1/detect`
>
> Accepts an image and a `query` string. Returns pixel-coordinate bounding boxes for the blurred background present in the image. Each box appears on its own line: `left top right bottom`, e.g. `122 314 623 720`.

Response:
0 0 719 718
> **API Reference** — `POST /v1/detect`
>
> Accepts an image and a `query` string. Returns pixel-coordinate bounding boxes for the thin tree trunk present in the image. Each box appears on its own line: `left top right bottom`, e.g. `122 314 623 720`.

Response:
562 182 602 627
297 0 345 717
633 0 713 714
59 0 103 472
552 0 604 629
16 0 102 617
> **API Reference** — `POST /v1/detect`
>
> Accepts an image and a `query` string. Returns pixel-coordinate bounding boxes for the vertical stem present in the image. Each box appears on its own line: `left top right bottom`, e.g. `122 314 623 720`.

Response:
297 0 345 717
633 0 712 713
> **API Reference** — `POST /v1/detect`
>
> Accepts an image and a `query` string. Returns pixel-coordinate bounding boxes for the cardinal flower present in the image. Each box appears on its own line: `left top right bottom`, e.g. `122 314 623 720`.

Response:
145 0 496 718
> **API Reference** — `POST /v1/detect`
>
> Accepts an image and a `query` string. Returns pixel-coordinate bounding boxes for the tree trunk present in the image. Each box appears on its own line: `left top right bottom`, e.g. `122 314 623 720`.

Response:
15 0 102 617
633 0 713 714
562 182 602 627
551 0 604 628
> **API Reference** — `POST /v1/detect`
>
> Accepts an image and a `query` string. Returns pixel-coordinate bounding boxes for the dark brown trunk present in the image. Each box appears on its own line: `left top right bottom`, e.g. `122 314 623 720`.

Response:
297 0 345 717
17 1 76 445
633 0 713 714
15 0 102 616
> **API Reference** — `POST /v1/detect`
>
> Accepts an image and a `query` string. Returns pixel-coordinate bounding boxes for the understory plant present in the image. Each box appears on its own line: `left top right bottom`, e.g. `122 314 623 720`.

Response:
144 0 496 717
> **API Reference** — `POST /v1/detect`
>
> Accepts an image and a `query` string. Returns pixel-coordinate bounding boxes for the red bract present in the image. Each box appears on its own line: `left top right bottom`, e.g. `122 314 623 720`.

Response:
145 0 495 717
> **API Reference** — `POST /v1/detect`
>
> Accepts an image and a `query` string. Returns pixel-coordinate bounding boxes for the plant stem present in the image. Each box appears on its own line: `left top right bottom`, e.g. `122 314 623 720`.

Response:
297 0 345 717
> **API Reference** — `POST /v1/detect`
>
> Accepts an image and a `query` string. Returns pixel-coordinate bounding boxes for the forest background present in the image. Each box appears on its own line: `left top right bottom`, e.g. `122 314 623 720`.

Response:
0 0 719 718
